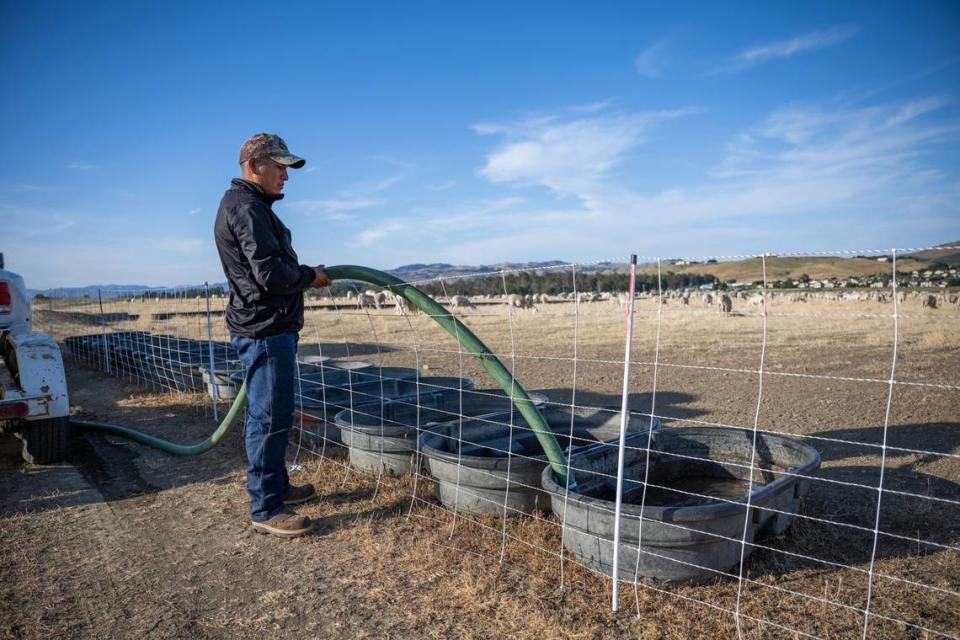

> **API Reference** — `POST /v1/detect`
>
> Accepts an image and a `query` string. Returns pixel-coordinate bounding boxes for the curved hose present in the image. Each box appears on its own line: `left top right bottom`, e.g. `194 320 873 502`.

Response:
326 265 574 489
72 381 248 455
71 265 575 487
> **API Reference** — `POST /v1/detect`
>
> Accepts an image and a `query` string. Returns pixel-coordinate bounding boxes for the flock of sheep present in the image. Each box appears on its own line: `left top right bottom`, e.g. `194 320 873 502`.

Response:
130 288 956 316
339 288 958 315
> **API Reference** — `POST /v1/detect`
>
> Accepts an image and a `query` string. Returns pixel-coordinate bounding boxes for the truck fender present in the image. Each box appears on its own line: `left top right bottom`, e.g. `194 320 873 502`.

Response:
5 331 70 420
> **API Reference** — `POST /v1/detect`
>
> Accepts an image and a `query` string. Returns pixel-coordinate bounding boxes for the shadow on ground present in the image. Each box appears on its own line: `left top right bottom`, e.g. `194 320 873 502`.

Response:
746 421 960 573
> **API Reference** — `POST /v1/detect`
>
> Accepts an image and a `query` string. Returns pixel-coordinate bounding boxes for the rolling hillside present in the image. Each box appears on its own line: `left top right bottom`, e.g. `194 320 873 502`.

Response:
640 255 931 283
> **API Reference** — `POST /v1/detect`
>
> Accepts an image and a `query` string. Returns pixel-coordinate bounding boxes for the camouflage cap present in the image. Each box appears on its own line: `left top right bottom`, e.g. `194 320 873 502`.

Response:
238 133 305 169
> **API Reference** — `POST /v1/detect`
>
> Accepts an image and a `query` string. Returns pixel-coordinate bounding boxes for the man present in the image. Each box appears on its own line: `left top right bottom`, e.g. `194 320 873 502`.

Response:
214 133 331 538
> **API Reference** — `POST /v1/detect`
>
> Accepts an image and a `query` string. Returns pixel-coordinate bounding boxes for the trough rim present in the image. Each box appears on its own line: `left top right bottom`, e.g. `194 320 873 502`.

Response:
541 426 821 523
419 408 662 471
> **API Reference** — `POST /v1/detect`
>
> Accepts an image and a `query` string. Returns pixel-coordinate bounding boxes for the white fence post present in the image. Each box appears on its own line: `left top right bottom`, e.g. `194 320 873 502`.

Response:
612 254 638 613
205 282 219 422
97 288 110 375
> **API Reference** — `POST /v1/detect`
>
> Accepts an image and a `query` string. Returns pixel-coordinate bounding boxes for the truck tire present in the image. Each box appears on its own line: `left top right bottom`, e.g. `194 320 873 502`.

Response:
21 417 69 464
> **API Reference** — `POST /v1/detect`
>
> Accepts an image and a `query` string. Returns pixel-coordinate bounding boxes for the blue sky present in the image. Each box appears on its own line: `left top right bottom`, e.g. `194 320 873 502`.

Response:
1 1 958 289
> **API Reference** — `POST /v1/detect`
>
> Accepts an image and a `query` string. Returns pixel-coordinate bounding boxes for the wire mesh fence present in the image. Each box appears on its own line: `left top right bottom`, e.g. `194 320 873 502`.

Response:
32 247 960 639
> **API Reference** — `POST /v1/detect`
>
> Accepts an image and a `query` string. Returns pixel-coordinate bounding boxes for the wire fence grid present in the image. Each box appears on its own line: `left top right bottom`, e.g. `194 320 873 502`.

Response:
32 247 960 639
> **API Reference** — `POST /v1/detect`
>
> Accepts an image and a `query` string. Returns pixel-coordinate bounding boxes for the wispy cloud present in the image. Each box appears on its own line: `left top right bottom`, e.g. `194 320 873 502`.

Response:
712 26 859 75
614 97 957 225
0 206 75 237
474 102 701 195
3 183 45 193
471 96 958 258
65 162 96 170
362 174 402 193
368 155 416 171
288 197 381 221
187 208 202 216
420 196 527 231
293 157 409 221
634 38 669 78
354 219 405 247
425 180 456 192
344 194 587 263
344 196 520 249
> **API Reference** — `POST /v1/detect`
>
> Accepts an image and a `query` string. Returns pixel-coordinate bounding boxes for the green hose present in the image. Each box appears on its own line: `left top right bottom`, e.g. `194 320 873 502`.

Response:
72 265 575 488
326 265 574 489
72 380 248 455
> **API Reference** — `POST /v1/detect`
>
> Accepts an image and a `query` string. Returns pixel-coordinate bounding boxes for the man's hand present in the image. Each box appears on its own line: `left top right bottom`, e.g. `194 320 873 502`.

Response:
311 265 331 288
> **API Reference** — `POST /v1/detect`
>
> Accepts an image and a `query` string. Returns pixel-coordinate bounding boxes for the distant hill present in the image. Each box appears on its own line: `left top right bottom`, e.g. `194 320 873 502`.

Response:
29 241 958 297
32 283 227 299
641 255 931 283
387 260 627 282
905 240 960 266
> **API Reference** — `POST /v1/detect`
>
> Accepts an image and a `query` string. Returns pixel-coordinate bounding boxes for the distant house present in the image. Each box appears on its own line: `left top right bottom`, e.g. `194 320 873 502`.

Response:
877 256 890 262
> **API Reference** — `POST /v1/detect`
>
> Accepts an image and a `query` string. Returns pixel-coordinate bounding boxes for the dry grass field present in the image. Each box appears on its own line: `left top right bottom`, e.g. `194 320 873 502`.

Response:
3 291 958 638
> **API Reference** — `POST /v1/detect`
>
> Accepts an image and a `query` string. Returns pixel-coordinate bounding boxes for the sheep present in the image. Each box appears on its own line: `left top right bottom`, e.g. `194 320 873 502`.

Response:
374 291 387 308
507 293 534 310
346 290 356 300
718 294 733 314
921 294 937 309
449 295 475 309
356 293 377 309
702 293 713 306
391 292 415 315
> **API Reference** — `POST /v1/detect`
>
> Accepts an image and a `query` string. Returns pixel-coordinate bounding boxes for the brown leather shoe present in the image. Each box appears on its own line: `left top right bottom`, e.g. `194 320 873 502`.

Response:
285 482 317 505
251 510 312 538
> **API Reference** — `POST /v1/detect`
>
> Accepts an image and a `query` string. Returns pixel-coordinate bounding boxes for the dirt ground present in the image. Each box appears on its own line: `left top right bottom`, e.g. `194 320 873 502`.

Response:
3 296 959 639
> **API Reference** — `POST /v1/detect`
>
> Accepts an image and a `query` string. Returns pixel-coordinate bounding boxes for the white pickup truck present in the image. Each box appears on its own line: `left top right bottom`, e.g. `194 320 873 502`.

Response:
0 253 70 463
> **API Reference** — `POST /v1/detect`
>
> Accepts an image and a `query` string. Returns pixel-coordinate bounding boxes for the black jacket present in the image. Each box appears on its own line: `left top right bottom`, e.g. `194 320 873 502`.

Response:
214 179 315 338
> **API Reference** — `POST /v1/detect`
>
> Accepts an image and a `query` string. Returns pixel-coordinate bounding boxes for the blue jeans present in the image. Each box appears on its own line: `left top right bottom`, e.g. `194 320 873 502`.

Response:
232 332 298 522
